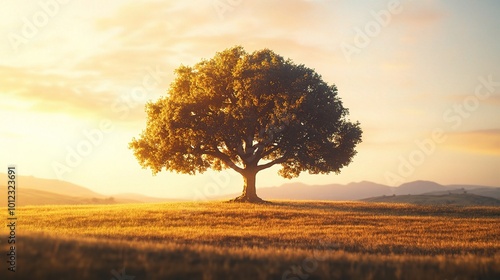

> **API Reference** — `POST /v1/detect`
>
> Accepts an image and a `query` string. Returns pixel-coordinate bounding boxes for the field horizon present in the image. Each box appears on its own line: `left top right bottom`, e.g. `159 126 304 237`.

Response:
2 200 499 279
1 173 499 207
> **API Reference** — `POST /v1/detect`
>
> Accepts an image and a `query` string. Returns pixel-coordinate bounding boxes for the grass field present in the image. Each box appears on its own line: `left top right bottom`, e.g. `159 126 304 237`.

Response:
2 201 499 279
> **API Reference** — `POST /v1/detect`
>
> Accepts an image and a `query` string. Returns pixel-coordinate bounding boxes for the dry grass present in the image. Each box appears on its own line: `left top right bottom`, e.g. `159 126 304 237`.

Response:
2 201 499 279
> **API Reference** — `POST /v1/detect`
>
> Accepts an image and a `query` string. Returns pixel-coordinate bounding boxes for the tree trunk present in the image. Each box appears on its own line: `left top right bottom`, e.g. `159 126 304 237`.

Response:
230 169 266 203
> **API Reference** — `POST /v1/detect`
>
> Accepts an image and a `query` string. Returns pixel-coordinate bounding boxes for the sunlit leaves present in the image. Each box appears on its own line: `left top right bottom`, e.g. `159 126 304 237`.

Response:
130 46 362 179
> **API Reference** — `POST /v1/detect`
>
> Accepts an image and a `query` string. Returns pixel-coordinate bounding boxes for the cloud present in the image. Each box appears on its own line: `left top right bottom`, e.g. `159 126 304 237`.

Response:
1 1 343 127
392 2 446 45
60 0 346 122
397 8 444 27
0 65 132 121
391 0 445 26
484 95 500 107
444 129 500 155
85 0 341 70
444 94 500 108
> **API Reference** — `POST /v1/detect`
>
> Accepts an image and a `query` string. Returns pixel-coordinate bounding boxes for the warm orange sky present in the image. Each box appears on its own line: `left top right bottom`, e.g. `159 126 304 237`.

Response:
1 0 499 199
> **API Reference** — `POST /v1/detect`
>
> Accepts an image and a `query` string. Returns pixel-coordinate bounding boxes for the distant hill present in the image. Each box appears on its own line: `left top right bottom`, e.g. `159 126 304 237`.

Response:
422 187 500 200
0 173 105 198
246 180 499 202
245 181 393 201
0 173 179 206
0 188 118 207
361 194 500 206
395 181 451 195
1 173 498 206
389 180 498 196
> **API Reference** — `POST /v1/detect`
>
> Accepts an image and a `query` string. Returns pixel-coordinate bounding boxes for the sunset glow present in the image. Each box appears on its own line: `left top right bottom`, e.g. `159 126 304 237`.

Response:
1 0 499 199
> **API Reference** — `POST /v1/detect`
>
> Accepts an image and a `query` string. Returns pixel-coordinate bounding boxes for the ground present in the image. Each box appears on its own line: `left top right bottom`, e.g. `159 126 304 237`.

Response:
1 201 499 279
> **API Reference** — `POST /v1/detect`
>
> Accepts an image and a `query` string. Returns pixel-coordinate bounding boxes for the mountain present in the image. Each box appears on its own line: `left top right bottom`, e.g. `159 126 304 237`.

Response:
0 188 117 207
395 180 452 195
361 193 500 206
422 187 500 200
0 173 105 198
251 181 393 200
0 173 178 206
1 173 497 206
247 180 499 202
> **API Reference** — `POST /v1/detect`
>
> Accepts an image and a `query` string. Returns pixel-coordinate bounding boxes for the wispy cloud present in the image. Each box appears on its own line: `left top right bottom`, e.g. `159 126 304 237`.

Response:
444 129 500 155
0 66 122 119
396 7 444 27
452 94 500 108
88 0 340 65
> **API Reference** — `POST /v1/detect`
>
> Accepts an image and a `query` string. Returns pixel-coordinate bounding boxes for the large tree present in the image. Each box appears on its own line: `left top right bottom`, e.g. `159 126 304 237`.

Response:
129 46 362 202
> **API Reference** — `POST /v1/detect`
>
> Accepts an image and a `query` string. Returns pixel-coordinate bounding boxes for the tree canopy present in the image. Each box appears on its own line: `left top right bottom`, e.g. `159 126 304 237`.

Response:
129 46 362 202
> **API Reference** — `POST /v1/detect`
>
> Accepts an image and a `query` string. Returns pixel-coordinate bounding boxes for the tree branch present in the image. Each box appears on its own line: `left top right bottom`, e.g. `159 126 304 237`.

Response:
256 153 289 171
203 148 244 174
258 144 279 159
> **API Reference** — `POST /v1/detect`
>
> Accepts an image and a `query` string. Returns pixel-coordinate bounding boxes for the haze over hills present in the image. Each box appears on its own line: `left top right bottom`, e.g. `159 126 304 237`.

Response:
247 180 500 206
0 173 180 206
362 194 500 206
1 173 498 206
247 180 500 201
242 181 393 201
422 188 500 200
9 174 105 198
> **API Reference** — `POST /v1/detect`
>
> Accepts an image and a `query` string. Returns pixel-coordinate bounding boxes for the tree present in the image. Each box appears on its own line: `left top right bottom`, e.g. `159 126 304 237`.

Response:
129 46 362 203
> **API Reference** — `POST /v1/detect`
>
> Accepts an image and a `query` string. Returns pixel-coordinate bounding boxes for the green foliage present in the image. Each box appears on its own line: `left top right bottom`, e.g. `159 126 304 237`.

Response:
130 46 362 180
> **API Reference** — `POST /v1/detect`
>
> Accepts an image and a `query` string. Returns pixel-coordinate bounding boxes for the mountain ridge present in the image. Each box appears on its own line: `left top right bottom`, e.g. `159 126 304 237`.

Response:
1 173 498 205
247 180 500 201
362 193 500 206
0 173 178 206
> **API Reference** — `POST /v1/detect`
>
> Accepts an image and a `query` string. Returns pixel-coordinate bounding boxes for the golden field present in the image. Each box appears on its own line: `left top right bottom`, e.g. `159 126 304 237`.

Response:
2 201 499 279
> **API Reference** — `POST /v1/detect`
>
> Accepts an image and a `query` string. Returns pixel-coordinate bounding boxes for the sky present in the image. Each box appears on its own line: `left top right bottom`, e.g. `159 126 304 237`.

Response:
1 0 499 199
